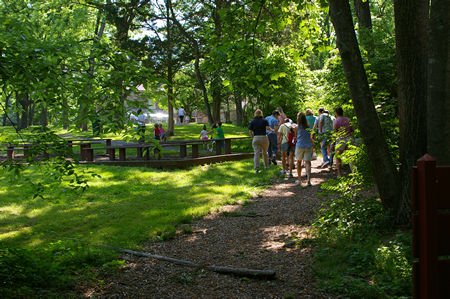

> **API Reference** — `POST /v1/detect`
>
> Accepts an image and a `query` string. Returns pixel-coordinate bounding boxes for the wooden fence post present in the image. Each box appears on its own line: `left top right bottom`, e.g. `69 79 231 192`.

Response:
416 154 438 298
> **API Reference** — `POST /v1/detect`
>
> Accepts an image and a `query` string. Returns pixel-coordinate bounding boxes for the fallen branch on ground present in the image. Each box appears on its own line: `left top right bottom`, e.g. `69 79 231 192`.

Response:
100 244 276 280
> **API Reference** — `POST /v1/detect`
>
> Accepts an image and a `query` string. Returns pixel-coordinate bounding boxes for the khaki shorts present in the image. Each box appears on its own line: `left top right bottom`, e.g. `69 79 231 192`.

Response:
295 147 313 161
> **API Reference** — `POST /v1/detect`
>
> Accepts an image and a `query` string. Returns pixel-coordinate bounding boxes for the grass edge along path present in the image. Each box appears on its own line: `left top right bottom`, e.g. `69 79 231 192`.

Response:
0 159 279 296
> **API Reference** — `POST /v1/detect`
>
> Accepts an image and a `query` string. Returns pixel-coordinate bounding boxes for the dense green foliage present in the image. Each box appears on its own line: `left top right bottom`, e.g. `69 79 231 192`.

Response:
311 146 412 297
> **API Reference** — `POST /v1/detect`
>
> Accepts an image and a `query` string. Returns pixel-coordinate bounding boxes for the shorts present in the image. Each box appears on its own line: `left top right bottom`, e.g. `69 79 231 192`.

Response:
281 142 295 153
202 137 208 140
295 147 313 161
336 137 351 151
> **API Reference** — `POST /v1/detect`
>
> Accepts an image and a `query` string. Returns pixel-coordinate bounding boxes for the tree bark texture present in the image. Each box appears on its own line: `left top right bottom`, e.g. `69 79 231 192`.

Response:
329 0 400 214
17 93 30 130
427 0 450 165
394 0 429 224
234 94 243 126
211 0 225 122
353 0 372 29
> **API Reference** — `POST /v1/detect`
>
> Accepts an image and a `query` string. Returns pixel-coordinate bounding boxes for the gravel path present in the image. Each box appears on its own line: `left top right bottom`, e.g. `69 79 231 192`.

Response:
79 159 333 298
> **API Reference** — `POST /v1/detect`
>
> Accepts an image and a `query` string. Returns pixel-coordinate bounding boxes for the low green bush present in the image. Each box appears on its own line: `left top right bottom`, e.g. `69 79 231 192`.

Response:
311 145 412 298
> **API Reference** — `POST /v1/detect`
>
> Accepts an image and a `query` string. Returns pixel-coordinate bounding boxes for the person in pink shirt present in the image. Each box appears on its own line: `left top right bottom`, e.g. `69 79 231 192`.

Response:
334 107 354 177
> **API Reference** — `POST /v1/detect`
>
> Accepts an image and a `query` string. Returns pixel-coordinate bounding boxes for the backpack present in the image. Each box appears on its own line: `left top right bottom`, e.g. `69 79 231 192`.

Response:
322 114 333 133
288 127 296 146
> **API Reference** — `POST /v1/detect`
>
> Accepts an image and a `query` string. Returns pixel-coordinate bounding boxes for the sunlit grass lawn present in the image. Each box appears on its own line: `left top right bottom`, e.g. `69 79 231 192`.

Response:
0 160 276 250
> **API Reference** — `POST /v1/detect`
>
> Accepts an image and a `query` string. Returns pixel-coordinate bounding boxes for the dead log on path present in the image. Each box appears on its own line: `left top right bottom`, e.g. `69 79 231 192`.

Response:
100 244 276 279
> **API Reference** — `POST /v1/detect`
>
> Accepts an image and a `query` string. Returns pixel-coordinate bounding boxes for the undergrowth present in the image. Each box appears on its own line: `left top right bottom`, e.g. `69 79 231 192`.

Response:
311 145 412 298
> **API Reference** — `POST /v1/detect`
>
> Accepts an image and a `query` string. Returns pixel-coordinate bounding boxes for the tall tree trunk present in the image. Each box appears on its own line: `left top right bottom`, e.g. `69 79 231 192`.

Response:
61 64 69 129
353 0 374 52
394 0 429 224
29 103 35 126
40 102 48 127
212 77 222 122
427 0 450 165
2 92 12 126
169 2 214 125
166 0 175 136
353 0 372 29
329 0 400 216
17 93 30 130
234 93 243 126
211 0 225 122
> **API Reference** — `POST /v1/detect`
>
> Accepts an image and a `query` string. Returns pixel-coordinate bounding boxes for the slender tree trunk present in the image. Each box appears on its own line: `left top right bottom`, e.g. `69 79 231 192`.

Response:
427 0 450 165
234 92 243 126
17 93 30 130
166 0 175 136
61 64 69 129
40 102 48 127
394 0 429 224
169 2 214 125
2 92 11 126
329 0 400 216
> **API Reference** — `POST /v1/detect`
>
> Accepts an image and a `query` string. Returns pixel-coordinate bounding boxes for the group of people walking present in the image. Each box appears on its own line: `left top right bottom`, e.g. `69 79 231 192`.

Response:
248 106 353 186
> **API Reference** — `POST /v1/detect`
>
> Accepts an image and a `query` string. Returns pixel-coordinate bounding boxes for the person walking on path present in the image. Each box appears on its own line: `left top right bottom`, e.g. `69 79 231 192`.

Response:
249 109 274 173
265 110 280 165
295 112 313 186
178 107 185 124
315 108 333 168
278 118 295 178
334 107 354 177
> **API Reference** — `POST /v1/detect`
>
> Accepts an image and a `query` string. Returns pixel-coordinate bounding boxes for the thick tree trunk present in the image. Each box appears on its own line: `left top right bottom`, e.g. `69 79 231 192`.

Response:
394 0 429 224
329 0 400 215
353 0 372 30
353 0 374 52
17 93 30 130
427 0 450 165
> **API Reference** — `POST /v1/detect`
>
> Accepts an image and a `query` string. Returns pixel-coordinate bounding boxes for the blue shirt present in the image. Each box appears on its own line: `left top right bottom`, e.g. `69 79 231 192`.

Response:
249 118 269 136
296 125 312 148
265 115 279 134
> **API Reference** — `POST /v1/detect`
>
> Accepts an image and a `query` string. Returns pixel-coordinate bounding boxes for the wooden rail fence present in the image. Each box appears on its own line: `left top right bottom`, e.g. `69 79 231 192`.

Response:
412 154 450 298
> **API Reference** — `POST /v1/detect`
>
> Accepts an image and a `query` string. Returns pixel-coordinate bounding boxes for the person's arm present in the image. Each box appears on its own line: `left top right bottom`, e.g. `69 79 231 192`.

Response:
278 127 283 144
249 130 254 138
319 117 323 132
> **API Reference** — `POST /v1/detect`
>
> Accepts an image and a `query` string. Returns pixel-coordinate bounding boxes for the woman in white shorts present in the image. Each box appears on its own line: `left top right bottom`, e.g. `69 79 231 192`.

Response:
248 109 274 173
294 112 313 186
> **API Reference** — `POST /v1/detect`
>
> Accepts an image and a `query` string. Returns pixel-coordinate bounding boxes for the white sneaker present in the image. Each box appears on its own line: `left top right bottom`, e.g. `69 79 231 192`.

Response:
280 170 286 175
322 161 330 168
295 179 301 185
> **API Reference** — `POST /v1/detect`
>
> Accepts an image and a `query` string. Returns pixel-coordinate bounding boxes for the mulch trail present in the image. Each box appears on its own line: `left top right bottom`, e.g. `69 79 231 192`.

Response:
78 159 334 298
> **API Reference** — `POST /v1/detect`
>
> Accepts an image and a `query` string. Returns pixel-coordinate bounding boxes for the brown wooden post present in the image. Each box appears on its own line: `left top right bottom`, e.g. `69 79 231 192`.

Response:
191 144 199 158
225 139 232 154
6 145 14 159
137 147 143 159
180 144 187 158
216 140 223 155
144 146 150 160
109 148 116 161
417 154 438 299
105 139 112 155
119 148 126 161
86 149 94 162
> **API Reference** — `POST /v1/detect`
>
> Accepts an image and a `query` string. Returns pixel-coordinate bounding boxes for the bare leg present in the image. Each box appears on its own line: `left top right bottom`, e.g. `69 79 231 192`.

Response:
305 161 311 184
289 152 294 174
282 151 287 171
296 159 303 180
